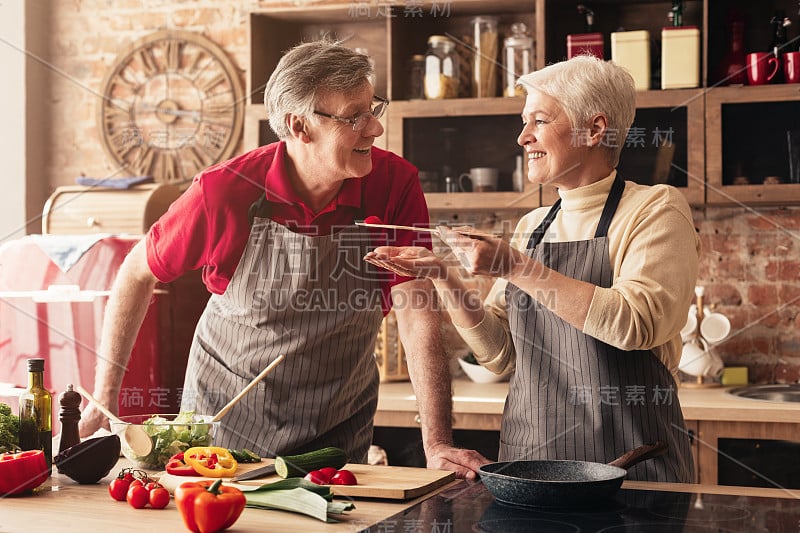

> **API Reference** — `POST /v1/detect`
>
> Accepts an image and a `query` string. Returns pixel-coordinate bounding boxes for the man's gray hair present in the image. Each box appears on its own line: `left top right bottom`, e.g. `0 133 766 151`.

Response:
517 55 636 167
265 40 374 139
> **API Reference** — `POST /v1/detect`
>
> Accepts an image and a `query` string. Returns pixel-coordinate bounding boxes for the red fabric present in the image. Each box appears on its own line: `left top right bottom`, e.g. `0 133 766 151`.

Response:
146 142 431 313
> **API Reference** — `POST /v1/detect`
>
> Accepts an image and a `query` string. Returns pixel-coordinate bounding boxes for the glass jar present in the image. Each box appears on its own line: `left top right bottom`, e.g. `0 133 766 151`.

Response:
407 54 426 100
471 16 499 98
503 22 534 97
424 35 459 99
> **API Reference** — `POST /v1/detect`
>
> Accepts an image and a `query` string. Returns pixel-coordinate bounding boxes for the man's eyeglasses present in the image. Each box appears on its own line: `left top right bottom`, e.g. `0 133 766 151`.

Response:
313 96 389 132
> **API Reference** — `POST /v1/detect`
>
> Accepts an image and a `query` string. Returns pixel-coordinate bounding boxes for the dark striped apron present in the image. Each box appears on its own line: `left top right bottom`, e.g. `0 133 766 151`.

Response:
502 176 694 482
180 196 384 463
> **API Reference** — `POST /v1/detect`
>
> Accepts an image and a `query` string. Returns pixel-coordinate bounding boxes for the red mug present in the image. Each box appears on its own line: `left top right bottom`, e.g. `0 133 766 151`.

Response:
784 51 800 84
746 52 780 85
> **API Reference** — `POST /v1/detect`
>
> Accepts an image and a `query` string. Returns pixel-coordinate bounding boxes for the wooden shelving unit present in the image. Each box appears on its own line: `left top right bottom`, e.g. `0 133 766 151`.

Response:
245 0 800 210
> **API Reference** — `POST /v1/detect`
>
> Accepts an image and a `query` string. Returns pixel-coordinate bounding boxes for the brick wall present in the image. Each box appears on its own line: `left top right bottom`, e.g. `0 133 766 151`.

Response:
37 1 799 385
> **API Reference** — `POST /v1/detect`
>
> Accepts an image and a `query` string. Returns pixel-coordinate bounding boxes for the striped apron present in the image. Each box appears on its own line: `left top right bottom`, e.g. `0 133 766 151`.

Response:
180 195 384 463
502 176 694 482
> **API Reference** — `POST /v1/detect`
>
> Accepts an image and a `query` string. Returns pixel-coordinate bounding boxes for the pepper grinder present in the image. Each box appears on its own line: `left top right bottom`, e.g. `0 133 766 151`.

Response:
58 384 82 454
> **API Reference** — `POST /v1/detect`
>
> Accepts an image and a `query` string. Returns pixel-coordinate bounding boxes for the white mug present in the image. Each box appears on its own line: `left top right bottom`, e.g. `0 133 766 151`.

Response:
459 167 498 192
679 338 723 378
680 312 697 343
700 312 731 345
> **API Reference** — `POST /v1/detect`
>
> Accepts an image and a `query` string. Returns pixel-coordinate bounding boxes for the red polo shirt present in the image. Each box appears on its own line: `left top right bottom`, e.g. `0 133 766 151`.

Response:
146 142 431 312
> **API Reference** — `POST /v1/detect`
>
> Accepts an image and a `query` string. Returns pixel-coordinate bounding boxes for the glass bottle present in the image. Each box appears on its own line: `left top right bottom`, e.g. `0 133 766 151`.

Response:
19 358 53 472
424 36 459 99
471 16 499 98
503 22 534 97
407 54 426 100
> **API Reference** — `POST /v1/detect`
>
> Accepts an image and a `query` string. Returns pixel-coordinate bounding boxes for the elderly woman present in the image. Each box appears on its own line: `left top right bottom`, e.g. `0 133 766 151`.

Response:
366 55 699 482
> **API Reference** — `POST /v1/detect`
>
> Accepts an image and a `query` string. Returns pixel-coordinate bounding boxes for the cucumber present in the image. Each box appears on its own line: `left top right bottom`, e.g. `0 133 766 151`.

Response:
274 446 349 478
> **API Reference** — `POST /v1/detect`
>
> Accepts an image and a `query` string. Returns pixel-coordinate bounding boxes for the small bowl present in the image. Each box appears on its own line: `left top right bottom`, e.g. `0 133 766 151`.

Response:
110 413 219 469
457 357 508 383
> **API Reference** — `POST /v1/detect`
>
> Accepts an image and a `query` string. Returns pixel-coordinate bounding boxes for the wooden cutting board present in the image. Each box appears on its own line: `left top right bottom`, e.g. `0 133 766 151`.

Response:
157 460 456 500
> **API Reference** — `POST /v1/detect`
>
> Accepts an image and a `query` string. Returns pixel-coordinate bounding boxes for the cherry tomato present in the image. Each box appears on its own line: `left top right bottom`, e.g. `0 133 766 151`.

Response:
122 471 136 482
127 484 150 509
108 477 131 501
303 470 330 485
129 479 144 489
145 481 160 492
318 467 339 482
148 487 170 509
330 469 358 485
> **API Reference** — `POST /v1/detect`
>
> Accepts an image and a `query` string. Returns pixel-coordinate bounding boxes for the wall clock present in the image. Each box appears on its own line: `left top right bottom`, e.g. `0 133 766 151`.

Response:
98 30 244 186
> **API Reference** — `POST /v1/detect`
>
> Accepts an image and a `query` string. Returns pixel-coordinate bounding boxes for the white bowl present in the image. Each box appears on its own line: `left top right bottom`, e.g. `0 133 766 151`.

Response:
457 357 508 383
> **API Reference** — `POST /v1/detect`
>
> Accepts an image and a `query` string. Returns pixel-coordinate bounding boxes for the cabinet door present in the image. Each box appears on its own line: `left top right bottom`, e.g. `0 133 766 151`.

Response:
706 86 800 206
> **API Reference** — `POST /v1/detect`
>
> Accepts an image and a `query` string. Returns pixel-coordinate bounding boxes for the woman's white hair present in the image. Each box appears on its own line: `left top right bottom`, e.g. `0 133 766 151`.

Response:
517 55 636 167
265 40 374 139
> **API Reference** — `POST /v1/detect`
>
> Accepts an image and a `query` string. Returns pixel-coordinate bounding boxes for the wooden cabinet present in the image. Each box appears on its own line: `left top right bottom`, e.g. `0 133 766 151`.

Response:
245 0 800 212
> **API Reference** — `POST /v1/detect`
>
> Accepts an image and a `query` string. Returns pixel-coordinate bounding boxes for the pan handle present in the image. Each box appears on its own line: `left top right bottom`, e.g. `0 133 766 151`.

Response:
608 442 668 471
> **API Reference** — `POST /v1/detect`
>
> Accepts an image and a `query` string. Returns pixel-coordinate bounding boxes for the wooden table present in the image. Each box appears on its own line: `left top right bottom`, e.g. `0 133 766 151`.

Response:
0 459 459 532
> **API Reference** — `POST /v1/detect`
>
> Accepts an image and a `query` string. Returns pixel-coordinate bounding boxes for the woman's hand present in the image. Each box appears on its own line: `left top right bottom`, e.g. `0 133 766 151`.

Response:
440 227 530 280
363 246 449 280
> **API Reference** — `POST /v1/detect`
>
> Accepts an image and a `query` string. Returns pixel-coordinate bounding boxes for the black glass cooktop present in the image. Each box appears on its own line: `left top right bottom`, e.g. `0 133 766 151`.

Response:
365 482 800 533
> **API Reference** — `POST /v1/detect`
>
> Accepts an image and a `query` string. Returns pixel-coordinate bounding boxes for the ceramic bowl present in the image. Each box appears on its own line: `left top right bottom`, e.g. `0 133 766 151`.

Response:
457 357 508 383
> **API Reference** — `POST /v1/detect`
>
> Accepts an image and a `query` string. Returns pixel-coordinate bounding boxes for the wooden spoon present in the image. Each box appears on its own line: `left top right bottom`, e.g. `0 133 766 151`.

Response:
75 385 153 457
211 354 285 422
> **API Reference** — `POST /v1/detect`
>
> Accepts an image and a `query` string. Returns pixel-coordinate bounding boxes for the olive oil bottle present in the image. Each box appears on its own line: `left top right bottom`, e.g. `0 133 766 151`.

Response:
19 358 53 472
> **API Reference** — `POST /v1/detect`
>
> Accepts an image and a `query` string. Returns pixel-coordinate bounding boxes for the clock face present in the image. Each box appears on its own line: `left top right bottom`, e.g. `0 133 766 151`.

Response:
98 30 244 186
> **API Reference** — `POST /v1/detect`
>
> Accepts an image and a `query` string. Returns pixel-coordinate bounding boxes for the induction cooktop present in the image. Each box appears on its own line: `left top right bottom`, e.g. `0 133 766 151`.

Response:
371 481 800 533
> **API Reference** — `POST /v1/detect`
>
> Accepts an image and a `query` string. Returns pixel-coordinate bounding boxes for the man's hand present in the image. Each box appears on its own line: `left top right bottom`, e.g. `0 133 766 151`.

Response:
78 401 114 438
425 442 493 481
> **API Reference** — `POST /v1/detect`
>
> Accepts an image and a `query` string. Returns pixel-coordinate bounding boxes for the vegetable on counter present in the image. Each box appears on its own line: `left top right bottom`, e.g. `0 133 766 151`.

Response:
0 449 49 496
0 402 20 454
183 446 238 478
303 467 358 485
54 434 120 484
167 452 198 476
274 446 348 479
108 467 170 509
227 448 260 463
245 478 355 522
175 479 246 533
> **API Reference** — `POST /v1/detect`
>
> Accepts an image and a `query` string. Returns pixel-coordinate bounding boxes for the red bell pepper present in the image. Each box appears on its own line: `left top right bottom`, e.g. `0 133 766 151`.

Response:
174 479 246 533
0 449 49 496
166 452 199 476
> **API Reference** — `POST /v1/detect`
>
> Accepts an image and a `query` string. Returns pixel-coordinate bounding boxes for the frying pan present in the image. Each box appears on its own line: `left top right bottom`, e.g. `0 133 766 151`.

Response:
478 442 667 509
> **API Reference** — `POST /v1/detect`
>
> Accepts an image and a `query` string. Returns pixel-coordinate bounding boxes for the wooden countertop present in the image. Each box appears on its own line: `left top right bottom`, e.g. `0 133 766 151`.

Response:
376 378 800 427
0 459 457 532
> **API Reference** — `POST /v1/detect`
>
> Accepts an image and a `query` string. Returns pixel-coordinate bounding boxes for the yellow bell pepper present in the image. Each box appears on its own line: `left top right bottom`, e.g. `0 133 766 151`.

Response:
183 446 238 478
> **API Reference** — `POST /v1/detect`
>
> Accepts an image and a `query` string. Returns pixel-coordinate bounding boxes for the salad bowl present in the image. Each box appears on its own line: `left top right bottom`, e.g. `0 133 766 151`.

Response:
110 412 218 469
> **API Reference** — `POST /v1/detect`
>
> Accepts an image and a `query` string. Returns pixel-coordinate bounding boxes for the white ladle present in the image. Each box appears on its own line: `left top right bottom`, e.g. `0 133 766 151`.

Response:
75 385 154 457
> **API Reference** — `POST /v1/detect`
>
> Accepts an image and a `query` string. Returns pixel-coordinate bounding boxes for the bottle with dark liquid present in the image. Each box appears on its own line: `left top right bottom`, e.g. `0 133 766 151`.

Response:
19 358 52 473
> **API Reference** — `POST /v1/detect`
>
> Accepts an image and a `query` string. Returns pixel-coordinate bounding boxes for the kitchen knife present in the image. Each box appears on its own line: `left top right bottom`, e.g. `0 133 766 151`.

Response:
231 463 277 482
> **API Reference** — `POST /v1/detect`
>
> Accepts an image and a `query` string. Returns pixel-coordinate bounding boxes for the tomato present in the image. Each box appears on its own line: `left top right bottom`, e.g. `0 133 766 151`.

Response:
127 483 150 509
145 481 160 492
129 479 144 489
108 477 131 501
303 470 330 485
149 487 170 509
330 469 358 485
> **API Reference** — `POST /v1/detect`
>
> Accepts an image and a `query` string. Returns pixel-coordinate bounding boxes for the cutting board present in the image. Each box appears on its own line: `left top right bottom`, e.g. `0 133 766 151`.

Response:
157 460 456 500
